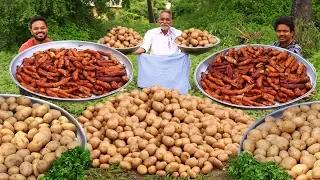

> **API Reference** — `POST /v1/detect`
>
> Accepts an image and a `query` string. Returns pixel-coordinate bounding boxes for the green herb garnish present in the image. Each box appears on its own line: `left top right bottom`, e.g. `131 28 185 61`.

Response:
227 152 291 180
41 146 92 180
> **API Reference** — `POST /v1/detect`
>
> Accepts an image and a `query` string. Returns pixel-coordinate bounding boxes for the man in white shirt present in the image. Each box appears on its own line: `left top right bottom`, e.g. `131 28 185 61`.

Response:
133 10 182 55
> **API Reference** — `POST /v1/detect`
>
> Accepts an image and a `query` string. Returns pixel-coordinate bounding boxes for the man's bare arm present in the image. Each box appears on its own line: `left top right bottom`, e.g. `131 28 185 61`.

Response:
132 47 146 55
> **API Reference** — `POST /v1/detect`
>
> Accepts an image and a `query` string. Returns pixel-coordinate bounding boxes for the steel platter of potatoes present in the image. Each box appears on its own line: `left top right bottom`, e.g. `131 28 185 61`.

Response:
99 26 143 54
175 28 217 47
240 101 320 180
0 95 86 180
174 28 220 54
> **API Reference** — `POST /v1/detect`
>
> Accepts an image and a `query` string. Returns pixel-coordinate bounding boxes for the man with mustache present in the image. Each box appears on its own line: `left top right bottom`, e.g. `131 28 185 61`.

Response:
133 10 190 94
272 16 302 56
273 16 314 98
133 10 182 55
19 16 52 53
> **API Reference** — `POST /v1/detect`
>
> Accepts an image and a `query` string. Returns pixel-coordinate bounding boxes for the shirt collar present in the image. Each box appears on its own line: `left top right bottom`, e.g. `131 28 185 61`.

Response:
157 27 175 36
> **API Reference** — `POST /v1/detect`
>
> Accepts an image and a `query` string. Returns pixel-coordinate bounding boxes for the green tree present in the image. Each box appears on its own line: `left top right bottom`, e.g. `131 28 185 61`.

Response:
0 0 108 50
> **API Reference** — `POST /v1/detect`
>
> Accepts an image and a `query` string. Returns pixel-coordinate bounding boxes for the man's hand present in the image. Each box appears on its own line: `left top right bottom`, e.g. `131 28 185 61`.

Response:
132 47 146 55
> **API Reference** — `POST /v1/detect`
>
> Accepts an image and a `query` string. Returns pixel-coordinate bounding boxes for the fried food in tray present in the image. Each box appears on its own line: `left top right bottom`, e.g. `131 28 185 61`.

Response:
15 48 129 99
200 45 312 106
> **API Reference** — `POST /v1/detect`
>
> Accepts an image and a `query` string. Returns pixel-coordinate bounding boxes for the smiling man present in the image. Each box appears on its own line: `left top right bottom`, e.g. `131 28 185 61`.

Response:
133 10 182 55
18 16 52 53
272 16 302 56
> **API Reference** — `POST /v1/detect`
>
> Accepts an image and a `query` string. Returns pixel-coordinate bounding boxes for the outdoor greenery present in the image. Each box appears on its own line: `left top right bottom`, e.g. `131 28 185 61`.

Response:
228 152 291 180
0 0 320 179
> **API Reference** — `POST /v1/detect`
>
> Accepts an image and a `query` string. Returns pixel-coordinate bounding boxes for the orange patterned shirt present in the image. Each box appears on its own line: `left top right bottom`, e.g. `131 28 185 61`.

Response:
18 38 52 53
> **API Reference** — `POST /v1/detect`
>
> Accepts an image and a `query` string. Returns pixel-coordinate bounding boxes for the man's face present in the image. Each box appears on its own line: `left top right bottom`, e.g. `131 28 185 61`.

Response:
276 24 294 43
158 12 172 31
31 20 48 41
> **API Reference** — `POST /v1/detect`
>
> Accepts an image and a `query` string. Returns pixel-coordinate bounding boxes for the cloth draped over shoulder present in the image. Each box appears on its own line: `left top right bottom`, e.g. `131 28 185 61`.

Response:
137 53 191 94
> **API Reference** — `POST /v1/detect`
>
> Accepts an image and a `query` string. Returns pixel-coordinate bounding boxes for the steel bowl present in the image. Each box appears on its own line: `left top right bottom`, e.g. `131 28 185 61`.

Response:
98 39 141 55
194 44 317 109
10 40 134 101
238 101 320 155
0 94 87 147
174 37 220 55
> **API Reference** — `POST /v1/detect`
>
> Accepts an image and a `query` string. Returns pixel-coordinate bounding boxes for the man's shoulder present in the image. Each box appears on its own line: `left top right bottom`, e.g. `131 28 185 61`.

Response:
272 41 281 46
170 27 182 36
171 27 182 33
19 38 35 53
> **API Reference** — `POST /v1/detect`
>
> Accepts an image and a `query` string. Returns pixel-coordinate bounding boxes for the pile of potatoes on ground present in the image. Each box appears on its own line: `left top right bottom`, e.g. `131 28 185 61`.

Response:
78 86 254 178
0 96 81 180
99 26 143 48
175 28 217 47
243 103 320 180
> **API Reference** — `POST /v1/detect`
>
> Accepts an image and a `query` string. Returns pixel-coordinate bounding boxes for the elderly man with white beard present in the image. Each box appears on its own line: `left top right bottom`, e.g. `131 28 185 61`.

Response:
133 10 182 55
133 10 191 94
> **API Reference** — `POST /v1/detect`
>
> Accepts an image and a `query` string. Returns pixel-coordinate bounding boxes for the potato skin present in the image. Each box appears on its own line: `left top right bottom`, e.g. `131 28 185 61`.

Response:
20 162 33 176
5 154 23 168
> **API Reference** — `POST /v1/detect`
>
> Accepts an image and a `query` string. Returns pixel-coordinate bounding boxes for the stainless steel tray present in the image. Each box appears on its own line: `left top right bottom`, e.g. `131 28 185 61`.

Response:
238 101 320 154
194 44 317 109
174 37 220 54
0 94 87 147
98 39 141 55
9 40 134 101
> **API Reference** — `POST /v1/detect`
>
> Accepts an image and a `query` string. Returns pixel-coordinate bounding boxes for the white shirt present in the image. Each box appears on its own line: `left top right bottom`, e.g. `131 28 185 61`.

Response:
140 27 182 56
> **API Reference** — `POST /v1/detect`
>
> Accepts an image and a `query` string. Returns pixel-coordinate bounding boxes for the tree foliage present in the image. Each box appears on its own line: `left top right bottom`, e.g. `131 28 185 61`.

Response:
0 0 108 50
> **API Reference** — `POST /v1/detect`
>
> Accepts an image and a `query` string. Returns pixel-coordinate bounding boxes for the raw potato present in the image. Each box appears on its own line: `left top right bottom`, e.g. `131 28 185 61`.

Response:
79 87 254 178
0 96 81 179
291 164 308 176
20 162 32 176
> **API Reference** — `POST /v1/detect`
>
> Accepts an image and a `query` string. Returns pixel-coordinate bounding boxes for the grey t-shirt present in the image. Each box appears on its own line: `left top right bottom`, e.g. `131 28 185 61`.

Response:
272 40 302 56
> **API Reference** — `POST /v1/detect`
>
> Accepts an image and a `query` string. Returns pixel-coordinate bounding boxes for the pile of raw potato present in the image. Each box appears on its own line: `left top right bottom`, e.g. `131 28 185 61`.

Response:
0 96 80 180
175 28 218 47
79 86 254 178
243 103 320 180
99 26 143 48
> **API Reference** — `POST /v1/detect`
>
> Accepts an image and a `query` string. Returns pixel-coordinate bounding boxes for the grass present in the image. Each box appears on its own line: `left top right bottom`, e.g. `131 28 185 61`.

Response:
84 164 230 180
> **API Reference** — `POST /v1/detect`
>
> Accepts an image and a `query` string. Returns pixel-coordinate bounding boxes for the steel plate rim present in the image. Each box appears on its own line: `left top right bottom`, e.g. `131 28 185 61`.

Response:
0 93 87 147
9 40 134 101
194 44 317 109
238 100 320 155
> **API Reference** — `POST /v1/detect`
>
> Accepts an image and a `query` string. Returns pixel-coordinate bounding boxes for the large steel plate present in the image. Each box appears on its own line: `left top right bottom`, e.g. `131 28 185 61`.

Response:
194 44 317 109
174 37 221 55
9 40 134 101
1 94 87 147
98 39 141 55
238 101 320 154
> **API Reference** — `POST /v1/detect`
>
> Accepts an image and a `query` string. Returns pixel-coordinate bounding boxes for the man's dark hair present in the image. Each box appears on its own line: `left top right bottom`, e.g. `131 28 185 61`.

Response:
30 16 47 28
274 16 295 32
